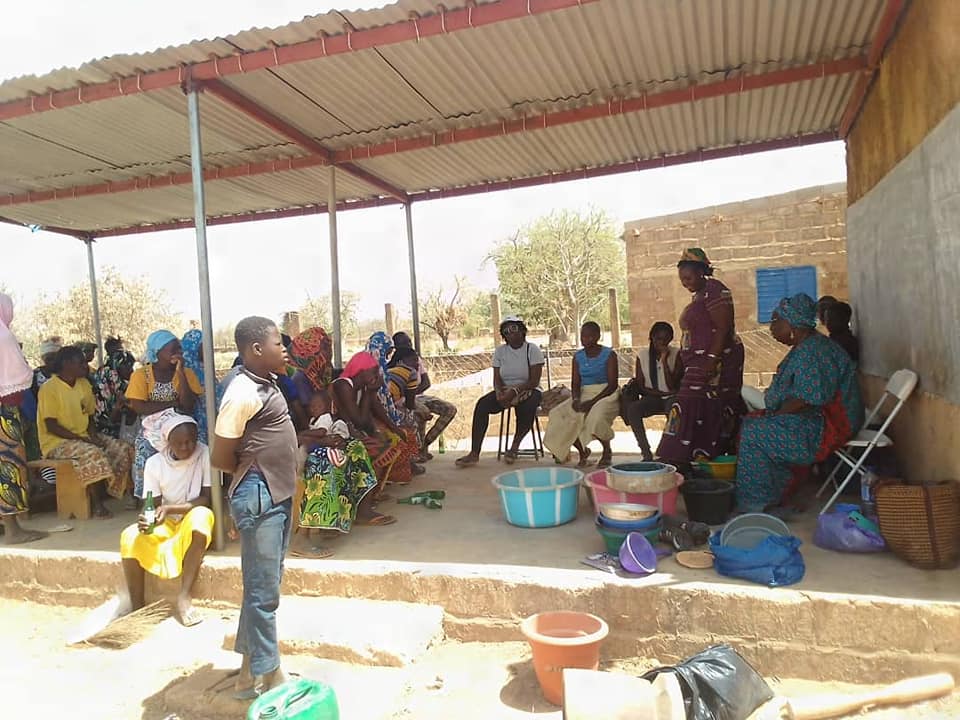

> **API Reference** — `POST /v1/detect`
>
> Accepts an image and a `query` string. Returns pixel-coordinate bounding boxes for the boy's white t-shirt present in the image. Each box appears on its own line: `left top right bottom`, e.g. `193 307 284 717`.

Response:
143 443 211 513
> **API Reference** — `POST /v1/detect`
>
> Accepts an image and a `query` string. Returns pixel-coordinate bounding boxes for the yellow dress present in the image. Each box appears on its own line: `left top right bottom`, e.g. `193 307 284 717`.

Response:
120 506 214 579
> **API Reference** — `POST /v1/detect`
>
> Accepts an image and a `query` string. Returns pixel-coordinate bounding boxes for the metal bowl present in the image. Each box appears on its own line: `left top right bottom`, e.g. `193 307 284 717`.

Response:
606 462 678 493
598 502 659 522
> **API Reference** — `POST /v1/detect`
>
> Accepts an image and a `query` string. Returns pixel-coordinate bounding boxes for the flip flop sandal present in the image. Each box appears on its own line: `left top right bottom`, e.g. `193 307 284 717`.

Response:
93 507 114 520
374 493 395 503
123 496 138 511
46 523 73 533
676 550 714 569
357 513 397 527
503 451 518 465
178 607 205 627
455 456 479 468
597 456 613 469
411 464 427 475
290 545 335 559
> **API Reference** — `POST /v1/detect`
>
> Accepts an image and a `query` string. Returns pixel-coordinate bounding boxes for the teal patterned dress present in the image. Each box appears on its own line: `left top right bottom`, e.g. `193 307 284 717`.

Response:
735 332 863 511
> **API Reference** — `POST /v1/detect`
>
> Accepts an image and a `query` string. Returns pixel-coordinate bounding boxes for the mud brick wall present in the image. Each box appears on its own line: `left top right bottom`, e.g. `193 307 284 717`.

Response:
624 184 848 342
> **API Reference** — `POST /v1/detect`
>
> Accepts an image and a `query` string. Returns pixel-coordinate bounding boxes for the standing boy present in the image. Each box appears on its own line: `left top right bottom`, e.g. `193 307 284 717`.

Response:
212 317 298 698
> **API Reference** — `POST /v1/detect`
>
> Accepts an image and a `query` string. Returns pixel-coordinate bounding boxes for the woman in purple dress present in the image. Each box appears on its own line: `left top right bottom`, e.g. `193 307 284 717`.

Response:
657 249 745 465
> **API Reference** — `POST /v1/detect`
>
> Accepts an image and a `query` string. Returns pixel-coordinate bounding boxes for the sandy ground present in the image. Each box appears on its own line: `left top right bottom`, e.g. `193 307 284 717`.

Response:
4 598 956 720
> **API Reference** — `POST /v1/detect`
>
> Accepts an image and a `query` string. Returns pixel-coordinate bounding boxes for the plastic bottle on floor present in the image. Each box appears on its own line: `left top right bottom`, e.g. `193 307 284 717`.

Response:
860 466 878 521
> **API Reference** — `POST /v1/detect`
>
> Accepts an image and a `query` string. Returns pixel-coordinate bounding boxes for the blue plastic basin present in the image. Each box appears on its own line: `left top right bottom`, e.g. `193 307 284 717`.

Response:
491 467 583 528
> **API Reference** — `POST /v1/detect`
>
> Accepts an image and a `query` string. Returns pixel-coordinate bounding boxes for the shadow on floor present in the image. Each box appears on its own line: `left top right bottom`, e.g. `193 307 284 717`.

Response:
499 659 556 714
141 662 247 720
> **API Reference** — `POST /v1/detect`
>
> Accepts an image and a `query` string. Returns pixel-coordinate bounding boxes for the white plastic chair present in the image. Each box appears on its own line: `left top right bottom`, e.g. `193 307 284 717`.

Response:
816 368 918 514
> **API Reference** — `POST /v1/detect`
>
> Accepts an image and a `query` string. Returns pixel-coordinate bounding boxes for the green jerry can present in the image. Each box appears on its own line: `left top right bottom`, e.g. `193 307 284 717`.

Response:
246 679 339 720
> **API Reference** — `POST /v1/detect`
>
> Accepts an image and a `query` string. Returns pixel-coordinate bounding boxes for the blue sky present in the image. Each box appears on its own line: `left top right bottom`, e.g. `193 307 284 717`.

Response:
1 1 846 325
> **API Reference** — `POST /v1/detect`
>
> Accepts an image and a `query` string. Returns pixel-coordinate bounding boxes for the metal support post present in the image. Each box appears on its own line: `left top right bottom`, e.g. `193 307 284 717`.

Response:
187 87 225 552
328 166 342 367
85 238 104 367
404 203 421 351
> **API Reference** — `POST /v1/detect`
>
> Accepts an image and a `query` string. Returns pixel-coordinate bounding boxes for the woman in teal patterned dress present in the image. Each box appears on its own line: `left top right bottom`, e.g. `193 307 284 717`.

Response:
735 294 864 512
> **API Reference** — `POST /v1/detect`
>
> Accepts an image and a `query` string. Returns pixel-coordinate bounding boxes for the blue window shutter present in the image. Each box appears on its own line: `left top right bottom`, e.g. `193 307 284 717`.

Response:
756 266 817 322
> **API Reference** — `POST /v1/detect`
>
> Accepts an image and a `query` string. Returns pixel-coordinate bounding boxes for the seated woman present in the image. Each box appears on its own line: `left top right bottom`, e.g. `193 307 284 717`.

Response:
37 346 134 517
543 322 620 467
119 412 214 627
92 349 136 440
457 316 544 467
331 351 408 504
126 330 201 501
623 322 681 461
736 294 864 514
294 387 388 558
367 332 423 480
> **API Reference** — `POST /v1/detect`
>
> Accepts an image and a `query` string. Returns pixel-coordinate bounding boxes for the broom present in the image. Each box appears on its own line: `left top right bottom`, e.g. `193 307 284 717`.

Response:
66 584 170 648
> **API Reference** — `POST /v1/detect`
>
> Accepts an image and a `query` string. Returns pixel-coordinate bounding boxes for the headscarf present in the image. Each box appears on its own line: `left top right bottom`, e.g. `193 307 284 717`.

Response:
39 337 63 358
151 411 205 502
774 293 818 329
145 329 177 363
366 332 403 424
0 293 32 397
341 351 378 379
678 248 714 276
289 327 333 391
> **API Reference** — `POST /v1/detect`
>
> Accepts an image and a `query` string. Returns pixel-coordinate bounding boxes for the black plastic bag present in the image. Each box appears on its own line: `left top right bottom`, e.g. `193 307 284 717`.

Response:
641 644 773 720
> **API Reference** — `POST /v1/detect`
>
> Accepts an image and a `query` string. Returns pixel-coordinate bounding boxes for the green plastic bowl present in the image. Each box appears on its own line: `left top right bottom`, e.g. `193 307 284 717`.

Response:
595 520 660 554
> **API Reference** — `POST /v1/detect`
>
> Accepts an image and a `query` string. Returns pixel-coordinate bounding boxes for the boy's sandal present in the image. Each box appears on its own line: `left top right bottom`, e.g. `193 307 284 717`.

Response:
290 545 335 559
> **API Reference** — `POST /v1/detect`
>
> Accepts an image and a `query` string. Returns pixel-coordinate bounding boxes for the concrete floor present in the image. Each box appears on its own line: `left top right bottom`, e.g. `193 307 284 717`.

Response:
17 445 958 605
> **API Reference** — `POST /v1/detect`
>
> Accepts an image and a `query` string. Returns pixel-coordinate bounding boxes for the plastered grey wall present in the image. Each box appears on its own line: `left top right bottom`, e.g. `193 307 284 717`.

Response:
846 103 960 403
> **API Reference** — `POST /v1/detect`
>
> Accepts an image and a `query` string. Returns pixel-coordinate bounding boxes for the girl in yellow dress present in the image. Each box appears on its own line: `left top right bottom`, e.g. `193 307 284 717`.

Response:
119 411 214 626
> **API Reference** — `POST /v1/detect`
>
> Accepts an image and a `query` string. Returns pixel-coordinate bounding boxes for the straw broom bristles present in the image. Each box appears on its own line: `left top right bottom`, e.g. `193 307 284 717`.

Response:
81 600 171 648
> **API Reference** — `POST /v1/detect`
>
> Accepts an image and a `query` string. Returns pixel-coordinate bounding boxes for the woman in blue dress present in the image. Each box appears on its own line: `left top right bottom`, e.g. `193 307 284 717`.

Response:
543 321 620 467
736 294 864 512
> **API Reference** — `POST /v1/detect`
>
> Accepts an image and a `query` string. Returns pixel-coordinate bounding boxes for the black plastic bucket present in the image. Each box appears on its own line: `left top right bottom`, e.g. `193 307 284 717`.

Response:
681 478 735 525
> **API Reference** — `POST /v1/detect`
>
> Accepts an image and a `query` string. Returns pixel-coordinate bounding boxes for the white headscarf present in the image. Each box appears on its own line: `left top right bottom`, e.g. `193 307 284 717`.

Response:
0 293 33 398
145 410 206 501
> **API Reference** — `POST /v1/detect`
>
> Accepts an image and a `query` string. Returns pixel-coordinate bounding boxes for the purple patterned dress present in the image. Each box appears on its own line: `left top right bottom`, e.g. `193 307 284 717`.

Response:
657 278 745 463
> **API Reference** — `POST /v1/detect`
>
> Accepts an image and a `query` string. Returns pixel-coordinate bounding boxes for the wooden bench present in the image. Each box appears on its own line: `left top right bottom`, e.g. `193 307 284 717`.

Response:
26 459 111 520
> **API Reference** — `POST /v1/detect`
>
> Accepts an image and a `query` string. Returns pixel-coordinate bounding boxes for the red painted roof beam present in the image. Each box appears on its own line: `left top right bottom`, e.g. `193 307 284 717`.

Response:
0 57 863 210
91 195 403 238
838 0 908 138
0 0 600 122
89 131 835 239
201 79 408 201
336 56 864 162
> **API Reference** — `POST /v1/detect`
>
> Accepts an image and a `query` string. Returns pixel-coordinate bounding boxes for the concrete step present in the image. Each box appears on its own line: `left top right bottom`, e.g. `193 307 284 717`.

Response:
222 595 445 668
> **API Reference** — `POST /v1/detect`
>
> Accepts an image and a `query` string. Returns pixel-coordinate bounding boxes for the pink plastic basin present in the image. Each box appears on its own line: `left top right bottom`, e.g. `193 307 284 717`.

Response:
584 469 684 515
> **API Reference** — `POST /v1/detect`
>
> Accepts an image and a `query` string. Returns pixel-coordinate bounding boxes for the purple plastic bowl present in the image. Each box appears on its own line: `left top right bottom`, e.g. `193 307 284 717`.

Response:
619 532 657 575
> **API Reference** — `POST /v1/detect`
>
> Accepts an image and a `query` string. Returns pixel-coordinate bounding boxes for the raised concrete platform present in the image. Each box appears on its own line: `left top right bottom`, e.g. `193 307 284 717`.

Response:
5 452 959 684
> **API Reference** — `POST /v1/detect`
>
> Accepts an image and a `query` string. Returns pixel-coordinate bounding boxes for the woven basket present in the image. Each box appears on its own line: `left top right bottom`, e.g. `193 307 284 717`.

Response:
876 481 960 569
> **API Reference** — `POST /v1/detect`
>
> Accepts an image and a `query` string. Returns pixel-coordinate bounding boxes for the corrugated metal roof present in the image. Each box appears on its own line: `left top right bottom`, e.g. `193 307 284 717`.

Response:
0 0 888 236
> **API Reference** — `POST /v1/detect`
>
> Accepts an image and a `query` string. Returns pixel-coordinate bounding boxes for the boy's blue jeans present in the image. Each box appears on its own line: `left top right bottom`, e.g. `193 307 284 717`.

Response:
229 467 292 677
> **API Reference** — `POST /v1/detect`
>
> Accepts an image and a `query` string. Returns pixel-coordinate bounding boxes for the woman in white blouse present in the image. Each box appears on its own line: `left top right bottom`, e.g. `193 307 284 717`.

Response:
623 322 681 461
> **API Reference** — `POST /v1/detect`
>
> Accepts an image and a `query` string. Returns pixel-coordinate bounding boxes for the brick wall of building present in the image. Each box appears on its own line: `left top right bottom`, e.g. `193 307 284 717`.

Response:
624 183 848 340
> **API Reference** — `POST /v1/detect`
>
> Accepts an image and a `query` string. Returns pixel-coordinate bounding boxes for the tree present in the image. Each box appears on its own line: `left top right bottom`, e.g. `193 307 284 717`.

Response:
298 292 360 339
419 276 470 352
488 209 627 345
23 267 182 362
